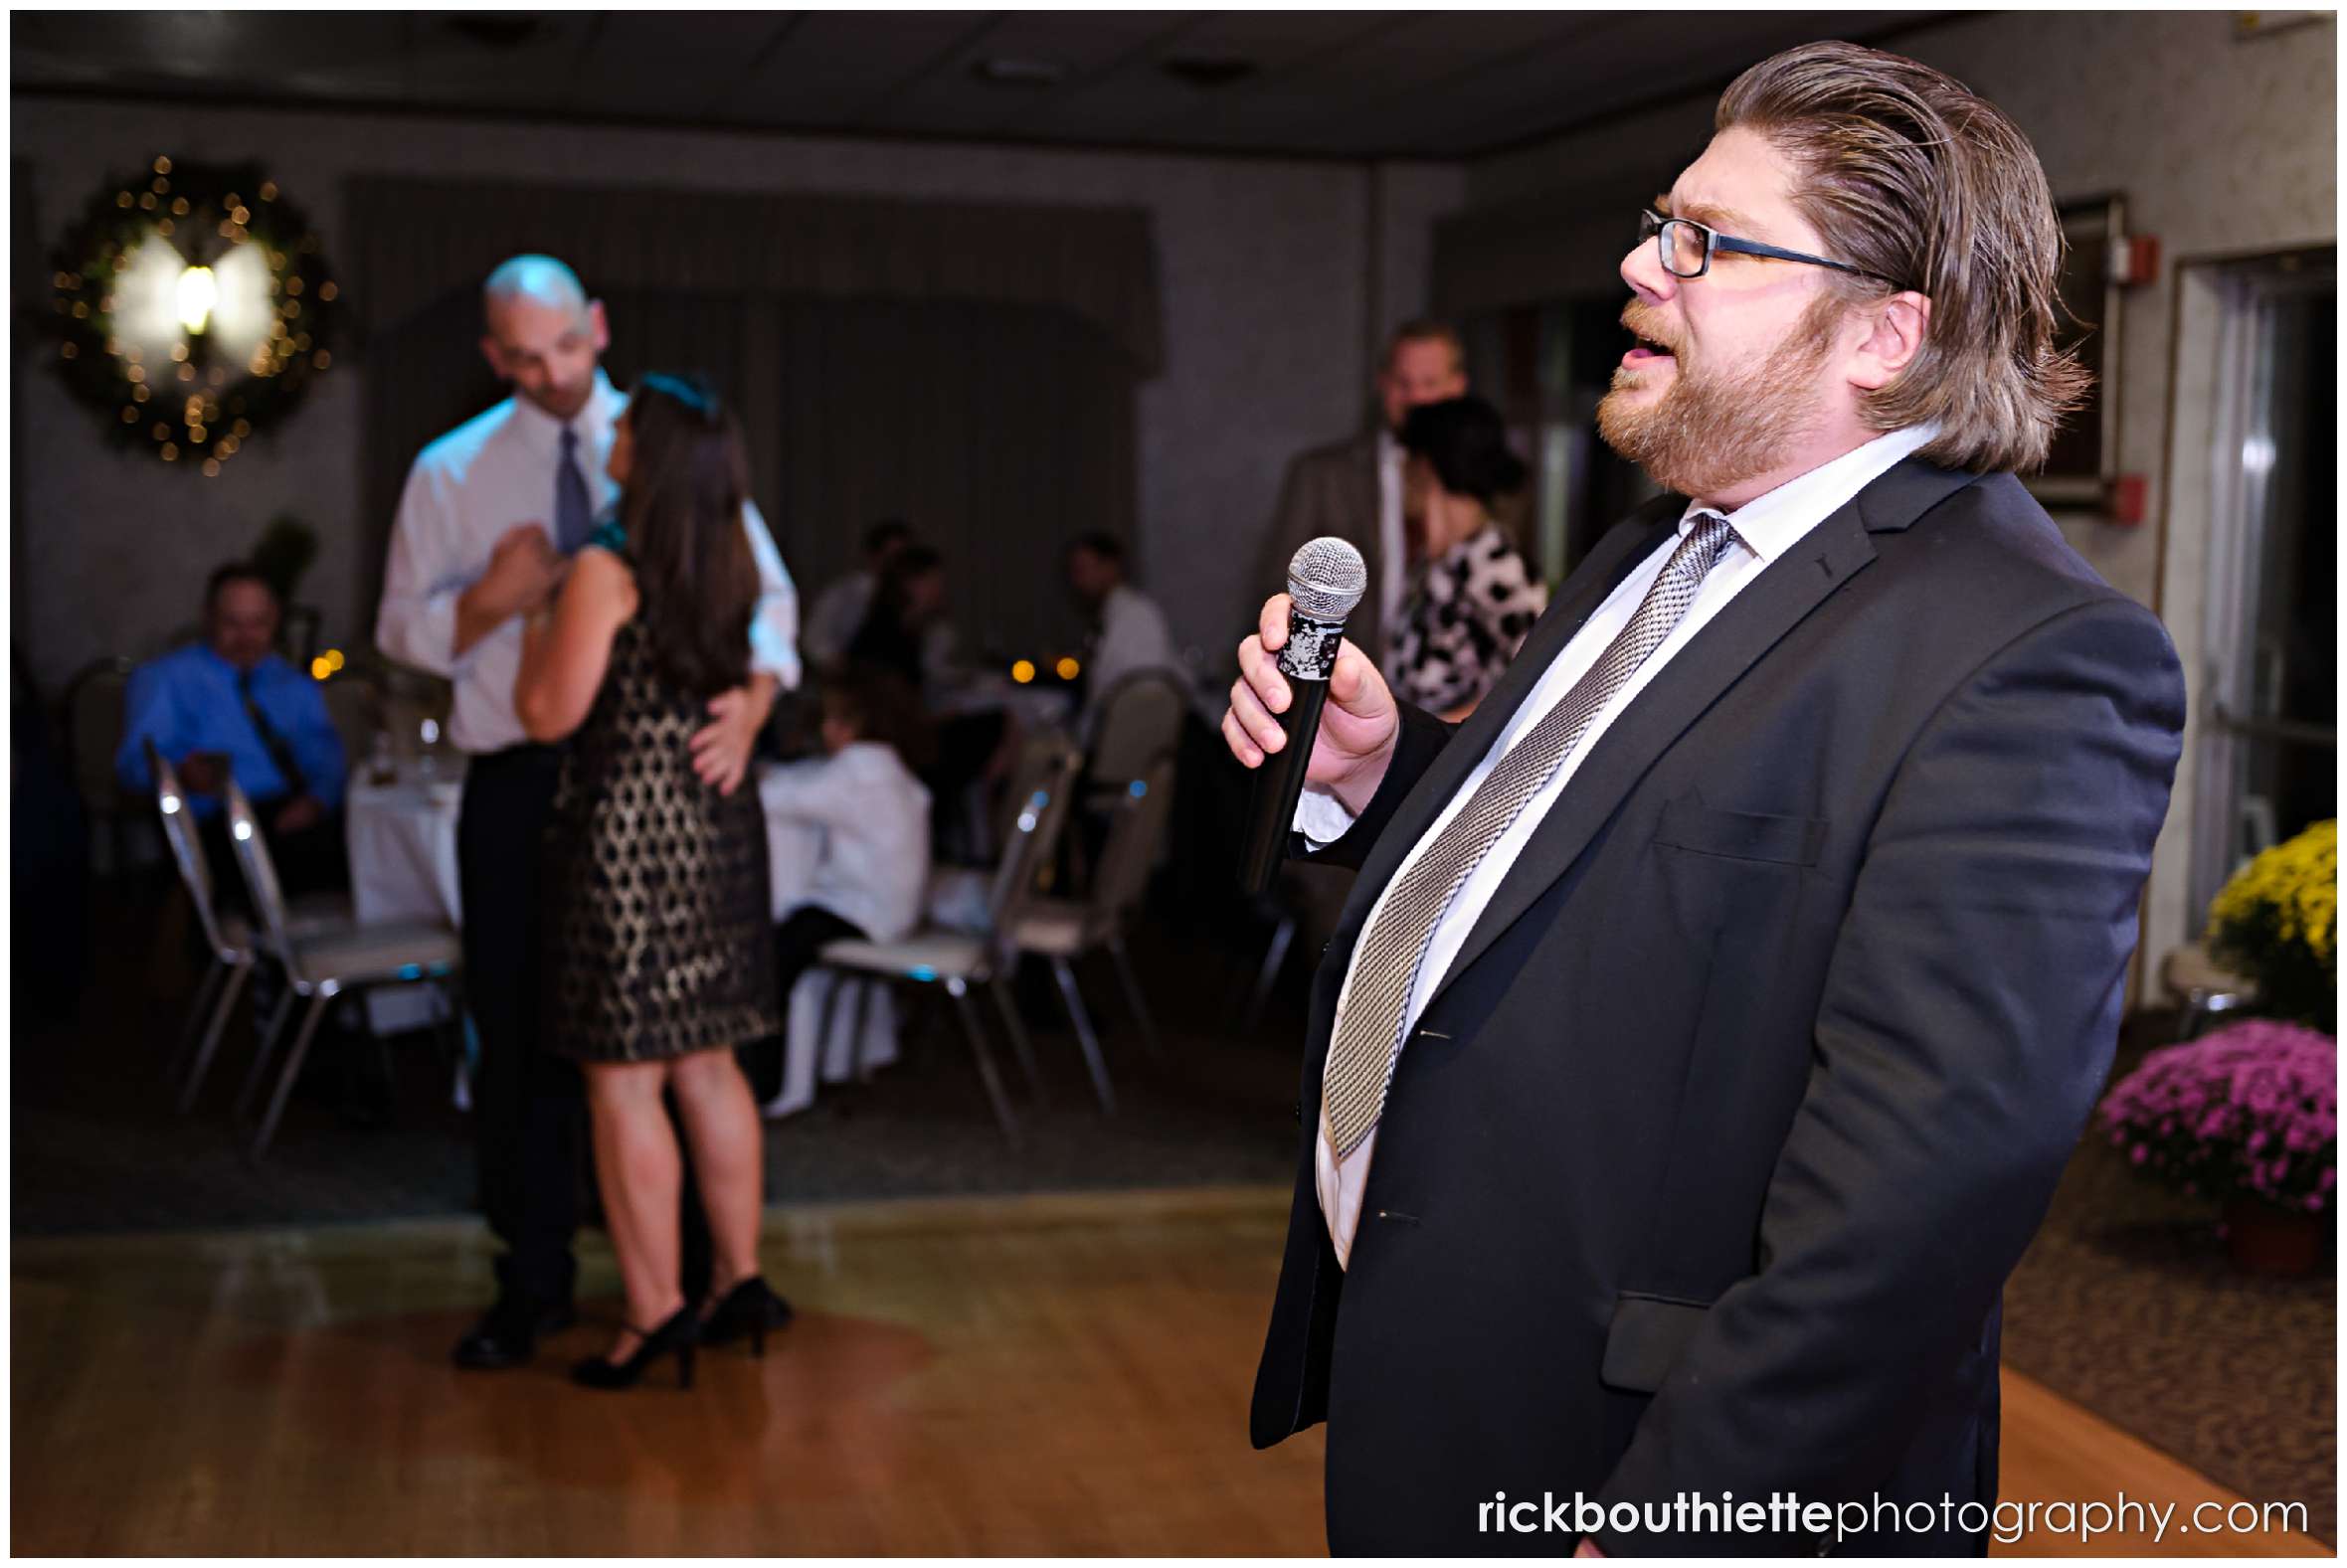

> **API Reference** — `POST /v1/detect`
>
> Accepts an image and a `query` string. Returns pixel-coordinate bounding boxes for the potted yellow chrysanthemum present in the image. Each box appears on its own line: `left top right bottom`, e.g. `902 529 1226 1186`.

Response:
2206 819 2337 1035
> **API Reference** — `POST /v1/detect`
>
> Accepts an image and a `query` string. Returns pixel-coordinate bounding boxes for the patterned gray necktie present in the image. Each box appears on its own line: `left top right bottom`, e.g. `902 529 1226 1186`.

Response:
1323 511 1739 1159
554 425 593 555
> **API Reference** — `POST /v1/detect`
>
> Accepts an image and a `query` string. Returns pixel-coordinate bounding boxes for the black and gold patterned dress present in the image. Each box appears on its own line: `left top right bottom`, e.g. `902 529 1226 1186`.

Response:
541 524 780 1063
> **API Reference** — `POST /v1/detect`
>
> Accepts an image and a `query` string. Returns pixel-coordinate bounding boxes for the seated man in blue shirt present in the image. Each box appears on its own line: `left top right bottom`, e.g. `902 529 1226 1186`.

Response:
117 562 350 906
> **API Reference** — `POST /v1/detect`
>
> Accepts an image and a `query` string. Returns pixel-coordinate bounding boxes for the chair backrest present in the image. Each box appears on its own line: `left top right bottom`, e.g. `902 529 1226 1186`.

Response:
983 742 1083 951
1086 669 1189 784
146 740 234 957
222 776 299 978
62 656 133 811
1087 753 1177 929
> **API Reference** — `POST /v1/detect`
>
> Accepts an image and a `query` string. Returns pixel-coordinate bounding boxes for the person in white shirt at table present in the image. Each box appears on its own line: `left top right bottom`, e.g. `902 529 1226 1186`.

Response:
1064 531 1184 737
375 254 801 1374
744 673 932 1101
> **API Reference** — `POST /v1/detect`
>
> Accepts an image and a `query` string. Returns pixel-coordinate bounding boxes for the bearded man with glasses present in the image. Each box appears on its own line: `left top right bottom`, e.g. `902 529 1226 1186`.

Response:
1224 41 2185 1555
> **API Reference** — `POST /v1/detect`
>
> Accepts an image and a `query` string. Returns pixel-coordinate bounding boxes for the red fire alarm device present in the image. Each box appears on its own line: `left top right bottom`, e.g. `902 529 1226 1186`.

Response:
2109 235 2161 287
2104 474 2148 526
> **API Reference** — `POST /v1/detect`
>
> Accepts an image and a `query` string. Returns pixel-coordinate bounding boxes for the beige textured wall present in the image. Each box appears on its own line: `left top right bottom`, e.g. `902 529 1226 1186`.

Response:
10 97 1464 696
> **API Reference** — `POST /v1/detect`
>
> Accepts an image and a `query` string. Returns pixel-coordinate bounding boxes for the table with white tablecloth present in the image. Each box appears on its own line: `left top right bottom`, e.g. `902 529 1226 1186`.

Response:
345 759 897 1115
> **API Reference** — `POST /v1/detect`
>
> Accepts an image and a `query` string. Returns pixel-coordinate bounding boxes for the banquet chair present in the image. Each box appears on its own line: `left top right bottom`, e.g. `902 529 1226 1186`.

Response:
63 656 139 875
813 741 1083 1144
1003 753 1176 1113
220 777 461 1158
1083 670 1189 799
144 742 350 1112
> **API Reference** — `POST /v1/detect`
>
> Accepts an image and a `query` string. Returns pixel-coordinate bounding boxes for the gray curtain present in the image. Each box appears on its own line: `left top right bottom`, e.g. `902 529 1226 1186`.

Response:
350 179 1157 661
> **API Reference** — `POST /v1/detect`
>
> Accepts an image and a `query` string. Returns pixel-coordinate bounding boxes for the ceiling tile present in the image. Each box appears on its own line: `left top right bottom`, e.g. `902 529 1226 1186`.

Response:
717 11 997 129
568 13 797 121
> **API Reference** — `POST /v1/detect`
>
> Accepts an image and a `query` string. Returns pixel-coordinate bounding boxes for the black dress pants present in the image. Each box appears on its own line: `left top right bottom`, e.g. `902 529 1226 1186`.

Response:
459 745 713 1310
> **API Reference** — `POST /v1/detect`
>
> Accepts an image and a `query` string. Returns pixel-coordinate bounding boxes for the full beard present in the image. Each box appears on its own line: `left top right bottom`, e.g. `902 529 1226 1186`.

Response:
1596 297 1843 501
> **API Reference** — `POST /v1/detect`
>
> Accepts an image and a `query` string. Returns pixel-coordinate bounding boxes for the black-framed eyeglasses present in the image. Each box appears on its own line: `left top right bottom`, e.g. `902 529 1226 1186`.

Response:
1638 209 1901 287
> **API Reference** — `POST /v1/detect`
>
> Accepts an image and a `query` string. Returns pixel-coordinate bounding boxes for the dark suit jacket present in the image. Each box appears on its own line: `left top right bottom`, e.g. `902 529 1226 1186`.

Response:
1257 433 1387 664
1248 458 2186 1556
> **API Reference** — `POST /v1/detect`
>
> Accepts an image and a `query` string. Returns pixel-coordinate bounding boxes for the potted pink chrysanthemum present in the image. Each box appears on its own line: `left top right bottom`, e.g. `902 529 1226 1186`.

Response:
2096 1019 2337 1276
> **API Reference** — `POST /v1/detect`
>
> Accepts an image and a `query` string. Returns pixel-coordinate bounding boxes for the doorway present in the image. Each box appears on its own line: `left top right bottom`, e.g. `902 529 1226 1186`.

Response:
2186 247 2336 922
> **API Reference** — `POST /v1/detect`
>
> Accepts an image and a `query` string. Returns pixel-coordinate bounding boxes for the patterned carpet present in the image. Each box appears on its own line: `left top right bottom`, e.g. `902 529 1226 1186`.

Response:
2002 1032 2337 1545
12 887 2332 1538
9 892 1302 1236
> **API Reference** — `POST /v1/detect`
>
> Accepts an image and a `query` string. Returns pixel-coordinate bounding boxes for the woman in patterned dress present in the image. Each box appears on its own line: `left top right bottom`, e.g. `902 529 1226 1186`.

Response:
1387 395 1549 721
514 374 785 1390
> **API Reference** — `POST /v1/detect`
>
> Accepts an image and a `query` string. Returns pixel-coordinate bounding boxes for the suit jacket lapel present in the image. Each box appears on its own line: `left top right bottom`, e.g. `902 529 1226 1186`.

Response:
1335 494 1683 941
1422 458 1986 1006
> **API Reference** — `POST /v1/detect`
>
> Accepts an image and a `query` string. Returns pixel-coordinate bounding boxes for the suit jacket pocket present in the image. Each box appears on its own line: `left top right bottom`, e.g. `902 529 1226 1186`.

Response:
1654 797 1826 867
1598 1292 1714 1394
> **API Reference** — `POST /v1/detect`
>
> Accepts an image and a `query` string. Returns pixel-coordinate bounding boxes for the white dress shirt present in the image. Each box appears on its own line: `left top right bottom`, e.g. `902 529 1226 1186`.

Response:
1374 429 1408 670
377 369 801 755
759 741 933 941
1302 425 1939 1268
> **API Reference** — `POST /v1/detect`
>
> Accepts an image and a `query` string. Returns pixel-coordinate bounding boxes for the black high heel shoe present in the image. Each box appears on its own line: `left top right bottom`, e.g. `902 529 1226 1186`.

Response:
571 1304 699 1391
699 1276 794 1357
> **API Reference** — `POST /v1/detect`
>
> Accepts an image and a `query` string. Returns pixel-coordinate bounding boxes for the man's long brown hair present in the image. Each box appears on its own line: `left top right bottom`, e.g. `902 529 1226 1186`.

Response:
1717 42 2089 473
619 374 758 699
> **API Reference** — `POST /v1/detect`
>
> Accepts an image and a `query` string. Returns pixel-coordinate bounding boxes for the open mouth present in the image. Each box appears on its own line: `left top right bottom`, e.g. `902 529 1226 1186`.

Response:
1623 330 1676 366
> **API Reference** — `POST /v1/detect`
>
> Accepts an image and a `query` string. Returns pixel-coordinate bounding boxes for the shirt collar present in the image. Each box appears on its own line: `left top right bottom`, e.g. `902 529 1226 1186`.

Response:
506 368 621 455
1681 424 1939 564
200 645 280 682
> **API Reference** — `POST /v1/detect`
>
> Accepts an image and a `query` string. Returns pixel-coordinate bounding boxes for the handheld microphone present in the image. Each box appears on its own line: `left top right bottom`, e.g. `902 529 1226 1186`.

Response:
1237 537 1368 895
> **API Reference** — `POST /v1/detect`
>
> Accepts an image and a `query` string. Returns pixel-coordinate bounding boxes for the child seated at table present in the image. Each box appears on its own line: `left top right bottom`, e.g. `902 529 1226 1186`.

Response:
744 673 932 1099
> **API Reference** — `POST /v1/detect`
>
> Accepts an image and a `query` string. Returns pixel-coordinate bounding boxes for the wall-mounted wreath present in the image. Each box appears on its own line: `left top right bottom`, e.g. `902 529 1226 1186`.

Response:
48 156 342 477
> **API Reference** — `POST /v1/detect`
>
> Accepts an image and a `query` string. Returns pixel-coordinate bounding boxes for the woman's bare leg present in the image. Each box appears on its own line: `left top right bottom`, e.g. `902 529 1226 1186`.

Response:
584 1058 687 1358
668 1045 766 1298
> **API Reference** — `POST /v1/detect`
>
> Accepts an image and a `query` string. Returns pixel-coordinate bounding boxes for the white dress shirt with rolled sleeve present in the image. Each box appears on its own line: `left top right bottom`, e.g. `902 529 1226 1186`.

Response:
377 369 800 755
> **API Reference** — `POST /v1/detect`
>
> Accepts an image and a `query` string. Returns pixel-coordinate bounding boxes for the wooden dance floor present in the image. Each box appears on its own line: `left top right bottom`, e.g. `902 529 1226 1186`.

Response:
11 1186 2325 1555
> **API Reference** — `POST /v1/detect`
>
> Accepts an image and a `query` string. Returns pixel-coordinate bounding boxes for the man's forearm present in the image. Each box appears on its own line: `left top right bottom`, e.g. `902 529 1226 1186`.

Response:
452 581 509 660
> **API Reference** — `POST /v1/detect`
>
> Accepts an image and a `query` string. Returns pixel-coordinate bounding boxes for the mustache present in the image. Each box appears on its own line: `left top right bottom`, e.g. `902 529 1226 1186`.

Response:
1620 305 1680 355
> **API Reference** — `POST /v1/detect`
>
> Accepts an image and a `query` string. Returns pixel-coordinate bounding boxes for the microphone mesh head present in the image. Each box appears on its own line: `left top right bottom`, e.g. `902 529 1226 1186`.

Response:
1287 537 1368 621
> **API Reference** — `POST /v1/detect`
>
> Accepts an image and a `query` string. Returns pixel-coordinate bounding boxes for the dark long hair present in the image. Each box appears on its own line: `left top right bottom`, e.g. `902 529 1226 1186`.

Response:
619 374 758 699
1398 395 1527 509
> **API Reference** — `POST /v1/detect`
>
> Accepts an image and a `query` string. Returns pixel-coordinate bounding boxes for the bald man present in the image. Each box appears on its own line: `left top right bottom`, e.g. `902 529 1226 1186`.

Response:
378 255 802 1370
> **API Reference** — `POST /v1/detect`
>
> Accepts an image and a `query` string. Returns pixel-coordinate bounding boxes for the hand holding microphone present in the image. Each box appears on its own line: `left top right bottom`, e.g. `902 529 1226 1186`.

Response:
1225 538 1399 891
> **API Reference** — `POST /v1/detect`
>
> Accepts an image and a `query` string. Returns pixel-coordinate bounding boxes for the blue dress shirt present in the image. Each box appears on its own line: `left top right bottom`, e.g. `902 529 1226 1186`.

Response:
114 644 349 818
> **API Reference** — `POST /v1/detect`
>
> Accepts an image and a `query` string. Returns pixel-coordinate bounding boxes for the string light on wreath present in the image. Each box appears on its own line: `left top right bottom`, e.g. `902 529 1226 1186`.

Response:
49 157 341 477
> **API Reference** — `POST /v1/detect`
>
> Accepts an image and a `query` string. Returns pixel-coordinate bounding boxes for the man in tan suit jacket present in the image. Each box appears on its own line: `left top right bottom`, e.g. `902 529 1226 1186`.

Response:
1254 321 1469 672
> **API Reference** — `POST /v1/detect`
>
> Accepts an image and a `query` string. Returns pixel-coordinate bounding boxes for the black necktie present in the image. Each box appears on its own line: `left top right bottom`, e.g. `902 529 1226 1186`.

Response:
1323 512 1739 1158
238 668 308 798
555 426 594 556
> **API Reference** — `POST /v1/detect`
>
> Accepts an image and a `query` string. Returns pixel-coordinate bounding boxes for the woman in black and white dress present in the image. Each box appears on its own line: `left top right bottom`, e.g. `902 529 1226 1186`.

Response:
1388 395 1548 721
